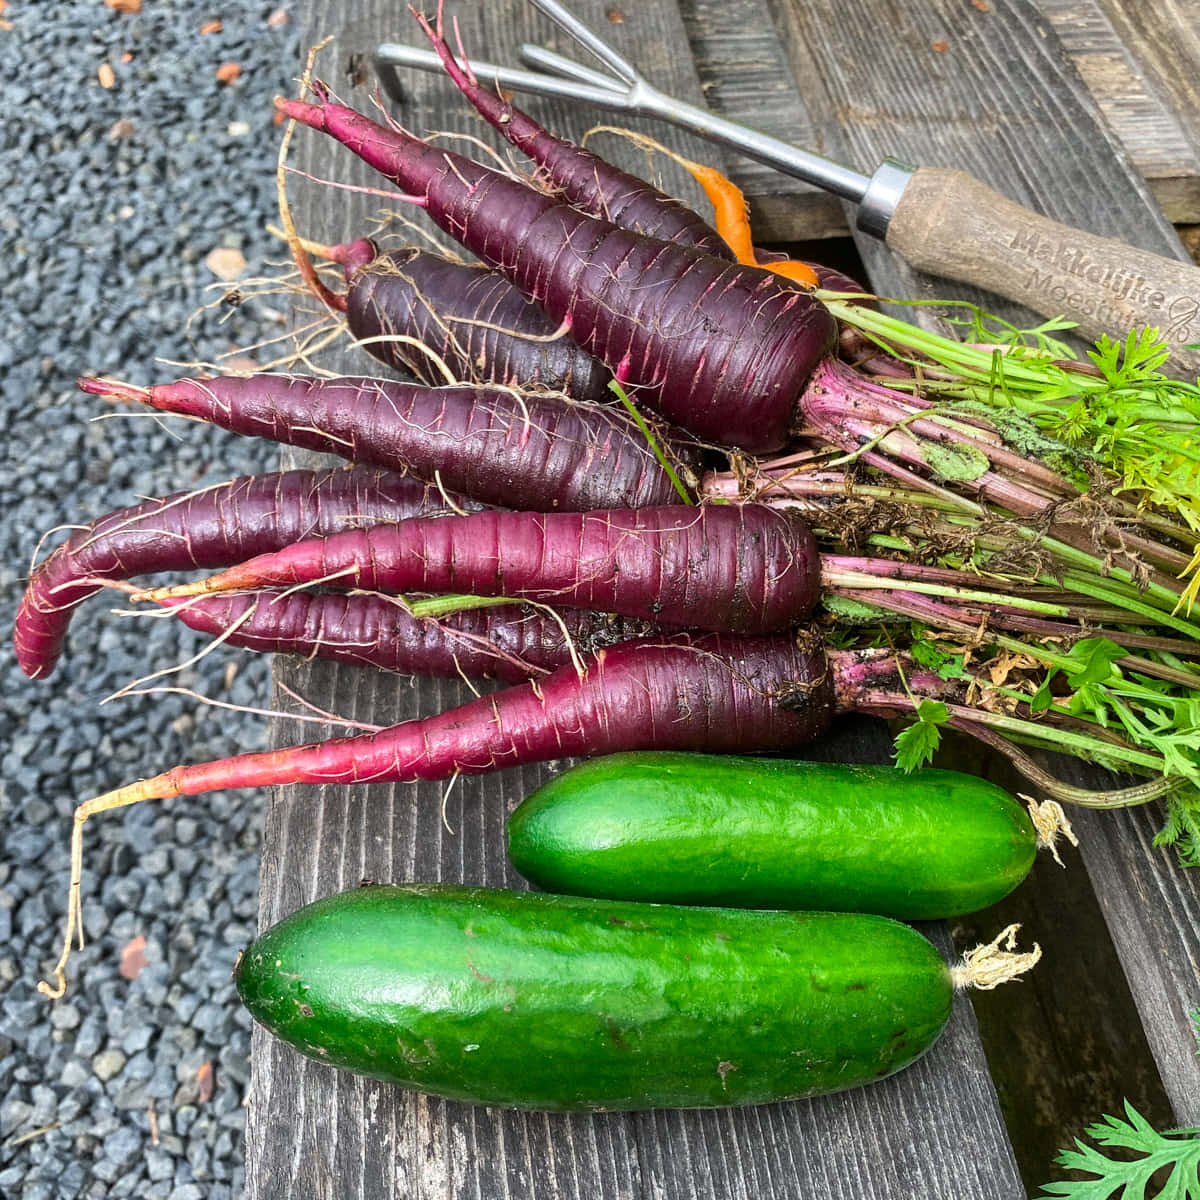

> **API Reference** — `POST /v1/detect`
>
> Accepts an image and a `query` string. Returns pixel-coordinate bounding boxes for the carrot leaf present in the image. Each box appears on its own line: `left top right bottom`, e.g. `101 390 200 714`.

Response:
1038 1101 1200 1199
1062 637 1128 687
893 699 949 771
908 630 967 681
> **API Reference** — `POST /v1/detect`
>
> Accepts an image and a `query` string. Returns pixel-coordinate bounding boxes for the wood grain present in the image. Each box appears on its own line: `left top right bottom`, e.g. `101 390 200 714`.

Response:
675 0 848 242
245 3 1028 1196
768 0 1200 1128
683 0 1200 241
1041 0 1200 223
884 165 1200 367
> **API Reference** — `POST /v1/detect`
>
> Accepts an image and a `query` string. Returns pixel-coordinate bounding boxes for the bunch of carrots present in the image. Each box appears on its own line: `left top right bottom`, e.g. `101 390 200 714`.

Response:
18 7 1200 999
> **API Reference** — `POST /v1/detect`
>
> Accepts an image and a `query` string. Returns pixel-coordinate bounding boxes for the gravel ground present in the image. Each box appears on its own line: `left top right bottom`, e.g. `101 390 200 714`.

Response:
2 4 301 1196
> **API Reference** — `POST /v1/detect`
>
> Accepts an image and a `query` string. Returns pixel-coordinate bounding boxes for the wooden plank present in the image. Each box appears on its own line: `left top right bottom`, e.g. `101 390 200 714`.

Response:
1040 0 1200 223
675 0 848 242
245 3 1028 1197
680 0 1200 242
1068 803 1200 1124
767 0 1200 1126
1088 0 1200 221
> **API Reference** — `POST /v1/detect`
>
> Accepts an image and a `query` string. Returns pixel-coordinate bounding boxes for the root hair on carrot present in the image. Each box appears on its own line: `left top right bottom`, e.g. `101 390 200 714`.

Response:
115 684 385 734
283 164 429 208
100 599 259 703
431 470 473 516
268 679 385 733
278 39 346 314
440 769 463 835
347 332 459 385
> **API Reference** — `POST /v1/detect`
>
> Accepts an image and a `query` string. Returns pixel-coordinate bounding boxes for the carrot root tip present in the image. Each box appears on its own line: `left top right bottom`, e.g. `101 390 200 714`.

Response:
78 377 150 403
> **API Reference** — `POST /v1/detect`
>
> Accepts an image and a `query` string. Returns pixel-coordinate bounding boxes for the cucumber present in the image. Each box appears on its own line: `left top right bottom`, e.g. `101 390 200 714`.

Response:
506 753 1036 918
235 884 954 1112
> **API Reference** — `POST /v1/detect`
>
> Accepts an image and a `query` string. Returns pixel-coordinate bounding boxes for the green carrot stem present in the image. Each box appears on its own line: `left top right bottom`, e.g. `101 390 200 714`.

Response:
609 380 695 505
1050 572 1200 640
403 593 522 618
941 716 1185 808
823 568 1076 618
935 700 1168 773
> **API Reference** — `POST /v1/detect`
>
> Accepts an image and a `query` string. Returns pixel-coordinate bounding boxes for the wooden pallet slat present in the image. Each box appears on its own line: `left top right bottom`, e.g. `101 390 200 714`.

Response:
245 2 1200 1196
766 0 1200 1127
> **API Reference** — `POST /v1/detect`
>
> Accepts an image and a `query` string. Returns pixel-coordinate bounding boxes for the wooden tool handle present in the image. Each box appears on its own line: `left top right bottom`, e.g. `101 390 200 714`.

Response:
885 166 1200 375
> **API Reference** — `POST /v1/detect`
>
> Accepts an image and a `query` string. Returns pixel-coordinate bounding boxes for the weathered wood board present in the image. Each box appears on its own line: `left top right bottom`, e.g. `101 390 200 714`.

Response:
766 0 1200 1126
1040 0 1200 224
683 0 1200 242
244 3 1029 1197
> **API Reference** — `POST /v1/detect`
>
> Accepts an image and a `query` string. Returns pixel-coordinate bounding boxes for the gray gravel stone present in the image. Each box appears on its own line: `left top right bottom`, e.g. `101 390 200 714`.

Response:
104 1124 143 1167
91 1049 126 1083
1 1098 33 1138
49 1003 80 1031
1 4 292 1195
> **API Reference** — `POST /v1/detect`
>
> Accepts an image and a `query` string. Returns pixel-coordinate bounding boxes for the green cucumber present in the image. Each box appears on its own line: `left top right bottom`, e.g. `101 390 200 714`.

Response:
235 884 953 1112
506 753 1036 919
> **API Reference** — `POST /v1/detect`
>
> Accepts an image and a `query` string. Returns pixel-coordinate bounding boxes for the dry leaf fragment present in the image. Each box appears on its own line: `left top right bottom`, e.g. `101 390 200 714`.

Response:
120 51 133 63
216 62 241 84
200 19 223 34
267 7 290 27
98 62 116 88
931 39 949 53
205 247 246 280
119 935 148 981
105 0 142 12
196 1061 215 1104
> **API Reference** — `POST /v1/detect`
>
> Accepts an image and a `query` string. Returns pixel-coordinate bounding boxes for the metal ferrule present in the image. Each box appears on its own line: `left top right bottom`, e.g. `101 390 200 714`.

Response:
856 159 916 239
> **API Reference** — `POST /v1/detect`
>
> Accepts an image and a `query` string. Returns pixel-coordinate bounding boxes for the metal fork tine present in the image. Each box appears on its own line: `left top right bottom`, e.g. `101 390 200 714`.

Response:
517 43 627 93
526 0 642 86
373 43 631 107
375 1 873 203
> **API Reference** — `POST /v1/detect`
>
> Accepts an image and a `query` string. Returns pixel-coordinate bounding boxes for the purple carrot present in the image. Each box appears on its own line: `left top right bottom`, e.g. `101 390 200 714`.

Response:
14 466 473 680
276 94 835 453
419 12 888 320
41 629 836 998
147 505 820 636
415 9 735 261
123 632 835 786
330 240 614 402
80 373 700 513
165 591 660 684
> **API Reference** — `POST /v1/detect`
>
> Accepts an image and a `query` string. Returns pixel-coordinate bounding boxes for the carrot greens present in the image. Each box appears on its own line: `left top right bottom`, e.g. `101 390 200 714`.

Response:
1038 1101 1200 1199
825 299 1200 536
